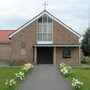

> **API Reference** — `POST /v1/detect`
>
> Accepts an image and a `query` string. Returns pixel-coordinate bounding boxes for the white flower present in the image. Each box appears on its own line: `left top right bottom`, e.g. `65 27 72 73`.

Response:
15 71 25 80
9 83 12 86
72 78 83 88
5 82 8 85
59 63 66 69
13 81 16 84
5 79 16 87
60 64 73 77
21 63 33 72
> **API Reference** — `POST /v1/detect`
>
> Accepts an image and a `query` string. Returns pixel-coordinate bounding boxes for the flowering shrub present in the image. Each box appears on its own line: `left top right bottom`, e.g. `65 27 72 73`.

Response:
59 63 84 90
21 63 33 73
15 71 25 80
59 63 73 77
72 78 83 89
59 63 66 69
5 79 16 90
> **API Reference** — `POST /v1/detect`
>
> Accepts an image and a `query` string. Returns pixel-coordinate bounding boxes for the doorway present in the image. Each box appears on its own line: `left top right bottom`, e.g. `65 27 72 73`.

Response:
37 47 53 64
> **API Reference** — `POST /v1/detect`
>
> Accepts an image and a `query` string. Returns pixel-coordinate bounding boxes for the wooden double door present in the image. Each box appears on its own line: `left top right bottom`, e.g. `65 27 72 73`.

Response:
37 47 53 64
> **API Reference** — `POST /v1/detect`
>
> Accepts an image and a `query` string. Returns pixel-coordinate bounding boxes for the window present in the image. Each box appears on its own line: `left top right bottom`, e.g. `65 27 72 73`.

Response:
37 14 53 44
21 42 26 55
63 49 71 58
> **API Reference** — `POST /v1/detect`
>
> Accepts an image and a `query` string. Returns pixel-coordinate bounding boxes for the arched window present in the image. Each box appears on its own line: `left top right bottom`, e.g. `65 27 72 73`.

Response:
37 14 53 44
63 49 71 58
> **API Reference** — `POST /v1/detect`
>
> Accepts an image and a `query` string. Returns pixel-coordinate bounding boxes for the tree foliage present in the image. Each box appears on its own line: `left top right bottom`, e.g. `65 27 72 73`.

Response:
81 27 90 56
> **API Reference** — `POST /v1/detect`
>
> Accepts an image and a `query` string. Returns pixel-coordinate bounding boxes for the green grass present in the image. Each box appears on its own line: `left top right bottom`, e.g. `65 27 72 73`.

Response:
68 68 90 90
81 56 90 64
0 67 21 90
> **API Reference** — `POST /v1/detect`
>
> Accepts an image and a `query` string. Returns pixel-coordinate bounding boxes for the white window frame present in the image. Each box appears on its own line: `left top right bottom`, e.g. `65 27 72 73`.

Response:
37 14 53 44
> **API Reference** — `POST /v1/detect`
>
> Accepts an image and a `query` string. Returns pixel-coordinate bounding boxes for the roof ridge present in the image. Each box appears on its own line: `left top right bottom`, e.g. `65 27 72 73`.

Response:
9 10 81 38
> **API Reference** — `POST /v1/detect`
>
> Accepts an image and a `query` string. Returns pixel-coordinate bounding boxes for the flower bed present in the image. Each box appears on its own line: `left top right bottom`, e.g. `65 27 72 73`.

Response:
5 79 16 90
15 72 25 80
72 78 83 89
59 63 83 90
5 63 33 90
21 63 33 73
59 63 74 77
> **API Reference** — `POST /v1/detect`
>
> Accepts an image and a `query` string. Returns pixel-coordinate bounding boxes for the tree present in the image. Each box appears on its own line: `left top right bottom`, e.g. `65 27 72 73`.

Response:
81 27 90 56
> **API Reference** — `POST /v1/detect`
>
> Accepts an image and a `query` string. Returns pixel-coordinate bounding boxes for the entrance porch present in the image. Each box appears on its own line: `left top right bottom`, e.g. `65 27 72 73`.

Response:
33 44 81 65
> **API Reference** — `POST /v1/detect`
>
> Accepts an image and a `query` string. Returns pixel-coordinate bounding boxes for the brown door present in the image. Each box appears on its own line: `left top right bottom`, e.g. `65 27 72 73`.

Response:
37 47 53 64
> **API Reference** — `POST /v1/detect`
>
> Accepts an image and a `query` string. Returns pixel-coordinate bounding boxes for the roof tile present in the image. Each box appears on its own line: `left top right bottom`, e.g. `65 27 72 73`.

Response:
0 30 15 43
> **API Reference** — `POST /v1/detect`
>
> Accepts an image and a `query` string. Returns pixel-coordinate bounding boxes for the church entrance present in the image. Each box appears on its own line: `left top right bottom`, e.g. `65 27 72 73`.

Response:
37 47 53 64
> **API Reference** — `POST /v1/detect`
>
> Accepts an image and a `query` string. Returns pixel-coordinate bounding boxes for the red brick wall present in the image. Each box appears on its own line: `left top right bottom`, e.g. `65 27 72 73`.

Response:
11 19 80 65
56 47 79 65
53 20 79 44
11 21 37 63
0 43 11 60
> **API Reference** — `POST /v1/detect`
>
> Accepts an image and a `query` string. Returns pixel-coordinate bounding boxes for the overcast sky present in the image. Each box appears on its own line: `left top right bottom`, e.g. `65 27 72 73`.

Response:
0 0 89 35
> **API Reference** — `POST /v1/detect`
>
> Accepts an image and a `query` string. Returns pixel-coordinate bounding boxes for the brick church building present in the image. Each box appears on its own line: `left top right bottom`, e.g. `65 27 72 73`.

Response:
0 10 81 65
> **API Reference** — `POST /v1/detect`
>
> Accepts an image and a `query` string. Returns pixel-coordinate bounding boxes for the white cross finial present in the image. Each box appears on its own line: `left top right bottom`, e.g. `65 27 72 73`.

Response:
42 1 48 10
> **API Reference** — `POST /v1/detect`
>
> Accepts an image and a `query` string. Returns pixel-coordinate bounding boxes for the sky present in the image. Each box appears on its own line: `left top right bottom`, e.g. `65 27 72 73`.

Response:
0 0 89 35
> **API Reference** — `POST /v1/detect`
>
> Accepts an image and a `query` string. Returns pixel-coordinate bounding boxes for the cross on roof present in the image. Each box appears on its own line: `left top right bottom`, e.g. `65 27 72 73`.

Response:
42 1 48 10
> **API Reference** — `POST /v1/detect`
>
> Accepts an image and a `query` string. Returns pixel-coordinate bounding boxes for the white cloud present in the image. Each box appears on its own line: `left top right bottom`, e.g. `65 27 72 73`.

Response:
0 0 89 35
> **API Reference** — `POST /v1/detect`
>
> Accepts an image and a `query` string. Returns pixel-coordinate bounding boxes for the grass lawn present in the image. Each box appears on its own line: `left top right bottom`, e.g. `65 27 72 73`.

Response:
81 56 90 65
0 67 21 90
68 67 90 90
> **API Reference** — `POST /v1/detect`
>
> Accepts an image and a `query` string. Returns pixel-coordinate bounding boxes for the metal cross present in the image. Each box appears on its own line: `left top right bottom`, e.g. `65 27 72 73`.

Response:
42 1 48 10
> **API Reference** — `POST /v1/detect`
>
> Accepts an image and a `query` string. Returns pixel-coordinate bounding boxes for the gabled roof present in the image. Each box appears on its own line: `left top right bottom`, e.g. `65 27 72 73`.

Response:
0 30 15 43
9 10 81 38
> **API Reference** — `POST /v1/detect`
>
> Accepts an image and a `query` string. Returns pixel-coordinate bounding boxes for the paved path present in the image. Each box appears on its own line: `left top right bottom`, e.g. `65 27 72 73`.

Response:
18 65 74 90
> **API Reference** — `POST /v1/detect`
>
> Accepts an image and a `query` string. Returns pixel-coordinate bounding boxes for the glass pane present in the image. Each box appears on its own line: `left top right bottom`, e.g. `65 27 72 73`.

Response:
48 33 52 41
38 17 42 23
48 17 52 23
43 23 47 33
63 49 71 58
48 23 52 33
38 33 42 41
43 14 47 23
43 33 47 41
38 24 42 32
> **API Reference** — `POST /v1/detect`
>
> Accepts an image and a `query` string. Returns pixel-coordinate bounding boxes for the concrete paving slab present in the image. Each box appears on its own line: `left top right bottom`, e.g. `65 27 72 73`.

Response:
18 65 74 90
